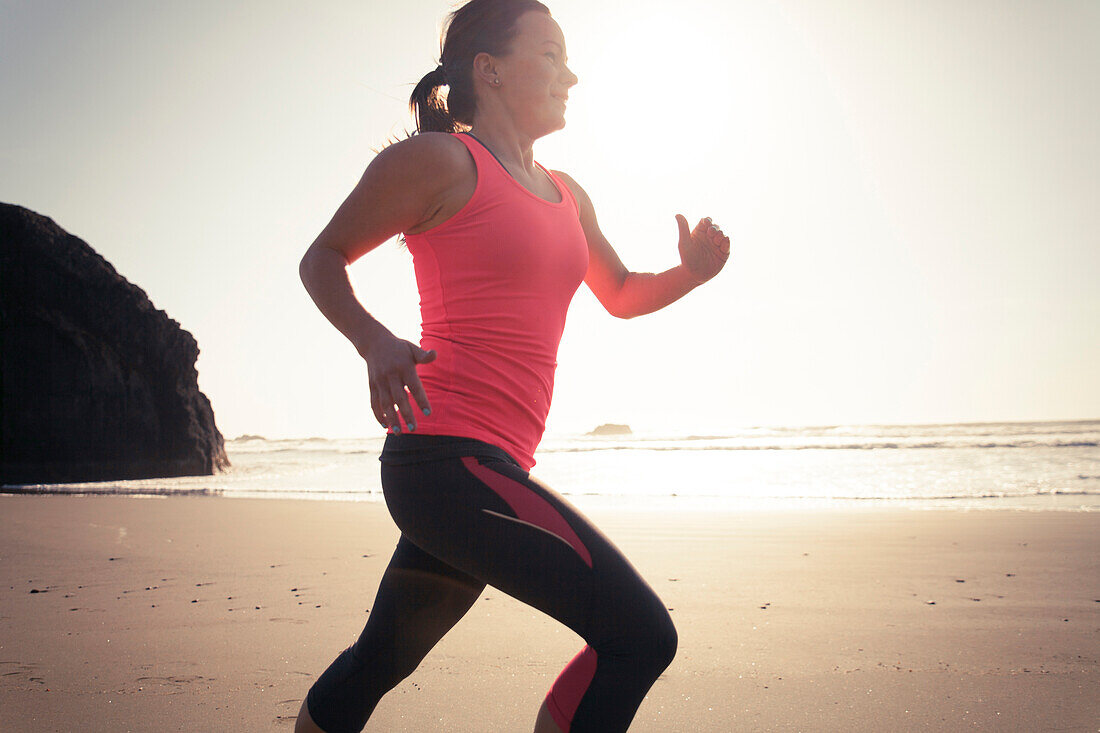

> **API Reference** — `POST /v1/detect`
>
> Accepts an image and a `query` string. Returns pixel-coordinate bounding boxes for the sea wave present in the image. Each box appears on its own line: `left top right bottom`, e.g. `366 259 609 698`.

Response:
226 437 385 454
535 439 1099 453
224 420 1100 455
4 485 1096 502
222 436 1100 455
1 485 223 497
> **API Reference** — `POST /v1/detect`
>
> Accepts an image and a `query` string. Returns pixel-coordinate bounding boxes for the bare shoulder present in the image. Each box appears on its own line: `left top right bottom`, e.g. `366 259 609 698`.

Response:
308 134 477 261
372 133 476 235
369 132 472 186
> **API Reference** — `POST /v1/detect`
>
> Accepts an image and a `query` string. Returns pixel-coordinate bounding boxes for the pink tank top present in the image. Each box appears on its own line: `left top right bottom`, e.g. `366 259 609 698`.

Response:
399 133 589 469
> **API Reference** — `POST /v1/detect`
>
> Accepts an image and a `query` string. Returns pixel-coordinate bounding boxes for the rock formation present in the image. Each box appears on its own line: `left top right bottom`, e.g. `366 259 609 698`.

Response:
1 202 229 484
587 423 633 436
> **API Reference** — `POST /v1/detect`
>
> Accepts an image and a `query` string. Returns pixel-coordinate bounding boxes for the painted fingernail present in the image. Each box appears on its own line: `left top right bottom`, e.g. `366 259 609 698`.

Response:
408 423 416 431
423 407 431 415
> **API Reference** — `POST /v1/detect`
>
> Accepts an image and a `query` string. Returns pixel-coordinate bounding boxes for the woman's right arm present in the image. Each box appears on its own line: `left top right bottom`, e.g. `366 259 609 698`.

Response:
299 133 466 433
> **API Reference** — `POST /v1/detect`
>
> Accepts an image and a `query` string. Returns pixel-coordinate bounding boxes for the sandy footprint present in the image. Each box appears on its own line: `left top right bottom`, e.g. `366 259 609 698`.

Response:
275 698 301 727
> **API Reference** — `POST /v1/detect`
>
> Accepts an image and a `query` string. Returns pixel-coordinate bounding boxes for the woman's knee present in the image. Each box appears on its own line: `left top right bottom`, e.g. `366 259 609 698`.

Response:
648 606 678 671
608 600 677 675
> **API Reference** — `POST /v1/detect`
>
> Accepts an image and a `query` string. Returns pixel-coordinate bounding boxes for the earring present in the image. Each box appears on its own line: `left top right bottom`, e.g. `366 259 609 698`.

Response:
492 78 501 86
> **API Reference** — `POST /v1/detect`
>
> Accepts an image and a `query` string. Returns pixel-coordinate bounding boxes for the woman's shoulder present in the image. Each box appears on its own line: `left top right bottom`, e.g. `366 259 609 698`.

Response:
365 134 476 225
374 134 477 236
374 133 471 177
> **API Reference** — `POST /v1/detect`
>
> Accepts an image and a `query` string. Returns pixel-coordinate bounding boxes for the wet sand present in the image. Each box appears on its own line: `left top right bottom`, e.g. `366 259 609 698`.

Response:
1 495 1097 731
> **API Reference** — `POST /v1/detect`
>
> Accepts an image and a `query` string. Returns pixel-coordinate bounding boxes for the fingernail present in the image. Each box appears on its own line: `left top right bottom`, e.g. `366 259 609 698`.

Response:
423 407 431 415
392 425 401 434
408 423 416 431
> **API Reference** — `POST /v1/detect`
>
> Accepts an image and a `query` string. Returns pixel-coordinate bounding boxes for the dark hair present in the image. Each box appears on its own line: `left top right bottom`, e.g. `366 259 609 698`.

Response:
409 0 551 133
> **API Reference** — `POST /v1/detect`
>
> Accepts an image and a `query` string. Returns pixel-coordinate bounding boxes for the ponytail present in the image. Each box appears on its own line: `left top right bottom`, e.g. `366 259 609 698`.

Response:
409 65 464 134
407 0 550 135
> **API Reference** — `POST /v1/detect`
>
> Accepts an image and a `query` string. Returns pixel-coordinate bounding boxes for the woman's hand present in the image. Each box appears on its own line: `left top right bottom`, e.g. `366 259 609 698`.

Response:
676 215 731 284
358 332 436 433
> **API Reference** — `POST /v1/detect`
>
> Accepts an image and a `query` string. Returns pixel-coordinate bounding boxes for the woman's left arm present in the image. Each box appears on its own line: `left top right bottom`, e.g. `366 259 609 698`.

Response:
556 171 730 319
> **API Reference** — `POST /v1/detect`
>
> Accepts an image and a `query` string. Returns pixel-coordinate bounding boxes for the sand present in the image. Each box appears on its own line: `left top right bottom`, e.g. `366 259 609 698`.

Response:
1 494 1097 732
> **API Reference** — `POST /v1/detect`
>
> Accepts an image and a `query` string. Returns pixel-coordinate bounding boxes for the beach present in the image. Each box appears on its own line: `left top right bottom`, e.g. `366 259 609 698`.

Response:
1 494 1096 731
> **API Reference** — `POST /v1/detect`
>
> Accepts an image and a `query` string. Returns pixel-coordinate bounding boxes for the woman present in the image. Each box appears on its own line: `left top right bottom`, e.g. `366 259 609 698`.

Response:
296 1 729 730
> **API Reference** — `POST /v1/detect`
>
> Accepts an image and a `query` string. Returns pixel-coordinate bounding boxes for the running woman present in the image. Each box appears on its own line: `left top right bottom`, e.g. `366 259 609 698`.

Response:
295 1 730 730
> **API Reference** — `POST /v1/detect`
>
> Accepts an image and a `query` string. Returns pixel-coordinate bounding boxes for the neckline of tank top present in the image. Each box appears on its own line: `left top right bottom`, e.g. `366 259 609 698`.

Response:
459 132 567 208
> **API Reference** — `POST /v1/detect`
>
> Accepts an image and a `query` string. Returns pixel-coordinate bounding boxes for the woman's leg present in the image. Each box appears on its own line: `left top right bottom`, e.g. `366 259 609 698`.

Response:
301 535 485 733
534 697 566 733
382 455 677 733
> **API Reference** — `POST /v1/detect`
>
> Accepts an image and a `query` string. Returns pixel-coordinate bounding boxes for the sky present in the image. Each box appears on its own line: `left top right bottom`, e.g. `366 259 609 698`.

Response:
2 0 1097 439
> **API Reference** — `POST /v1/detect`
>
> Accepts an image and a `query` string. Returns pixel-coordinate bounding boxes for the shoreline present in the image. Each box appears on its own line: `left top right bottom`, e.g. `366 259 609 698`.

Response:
2 488 1097 513
2 494 1097 731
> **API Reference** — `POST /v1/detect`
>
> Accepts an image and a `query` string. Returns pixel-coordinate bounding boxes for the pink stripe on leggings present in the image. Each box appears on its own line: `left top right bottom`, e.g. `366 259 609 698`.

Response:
546 645 598 731
461 456 593 568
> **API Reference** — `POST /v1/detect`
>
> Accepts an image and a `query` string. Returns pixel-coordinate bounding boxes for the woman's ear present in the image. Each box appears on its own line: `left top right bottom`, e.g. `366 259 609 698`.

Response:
472 51 501 88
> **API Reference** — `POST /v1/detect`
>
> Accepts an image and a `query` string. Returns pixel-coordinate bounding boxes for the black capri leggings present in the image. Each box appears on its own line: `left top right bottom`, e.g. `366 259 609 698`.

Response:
305 434 677 732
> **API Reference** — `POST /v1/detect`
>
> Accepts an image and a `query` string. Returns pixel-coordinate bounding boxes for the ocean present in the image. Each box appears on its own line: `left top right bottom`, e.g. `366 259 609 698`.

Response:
4 420 1098 511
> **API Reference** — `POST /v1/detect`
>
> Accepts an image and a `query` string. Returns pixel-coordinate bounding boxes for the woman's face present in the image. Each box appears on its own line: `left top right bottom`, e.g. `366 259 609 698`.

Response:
492 11 578 138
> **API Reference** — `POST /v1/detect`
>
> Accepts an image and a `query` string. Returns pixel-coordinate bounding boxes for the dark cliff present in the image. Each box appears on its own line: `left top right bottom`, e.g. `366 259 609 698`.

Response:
1 202 229 484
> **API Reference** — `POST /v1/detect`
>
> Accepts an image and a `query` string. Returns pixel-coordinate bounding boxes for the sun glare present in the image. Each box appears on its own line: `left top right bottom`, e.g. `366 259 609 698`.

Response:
540 1 808 259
